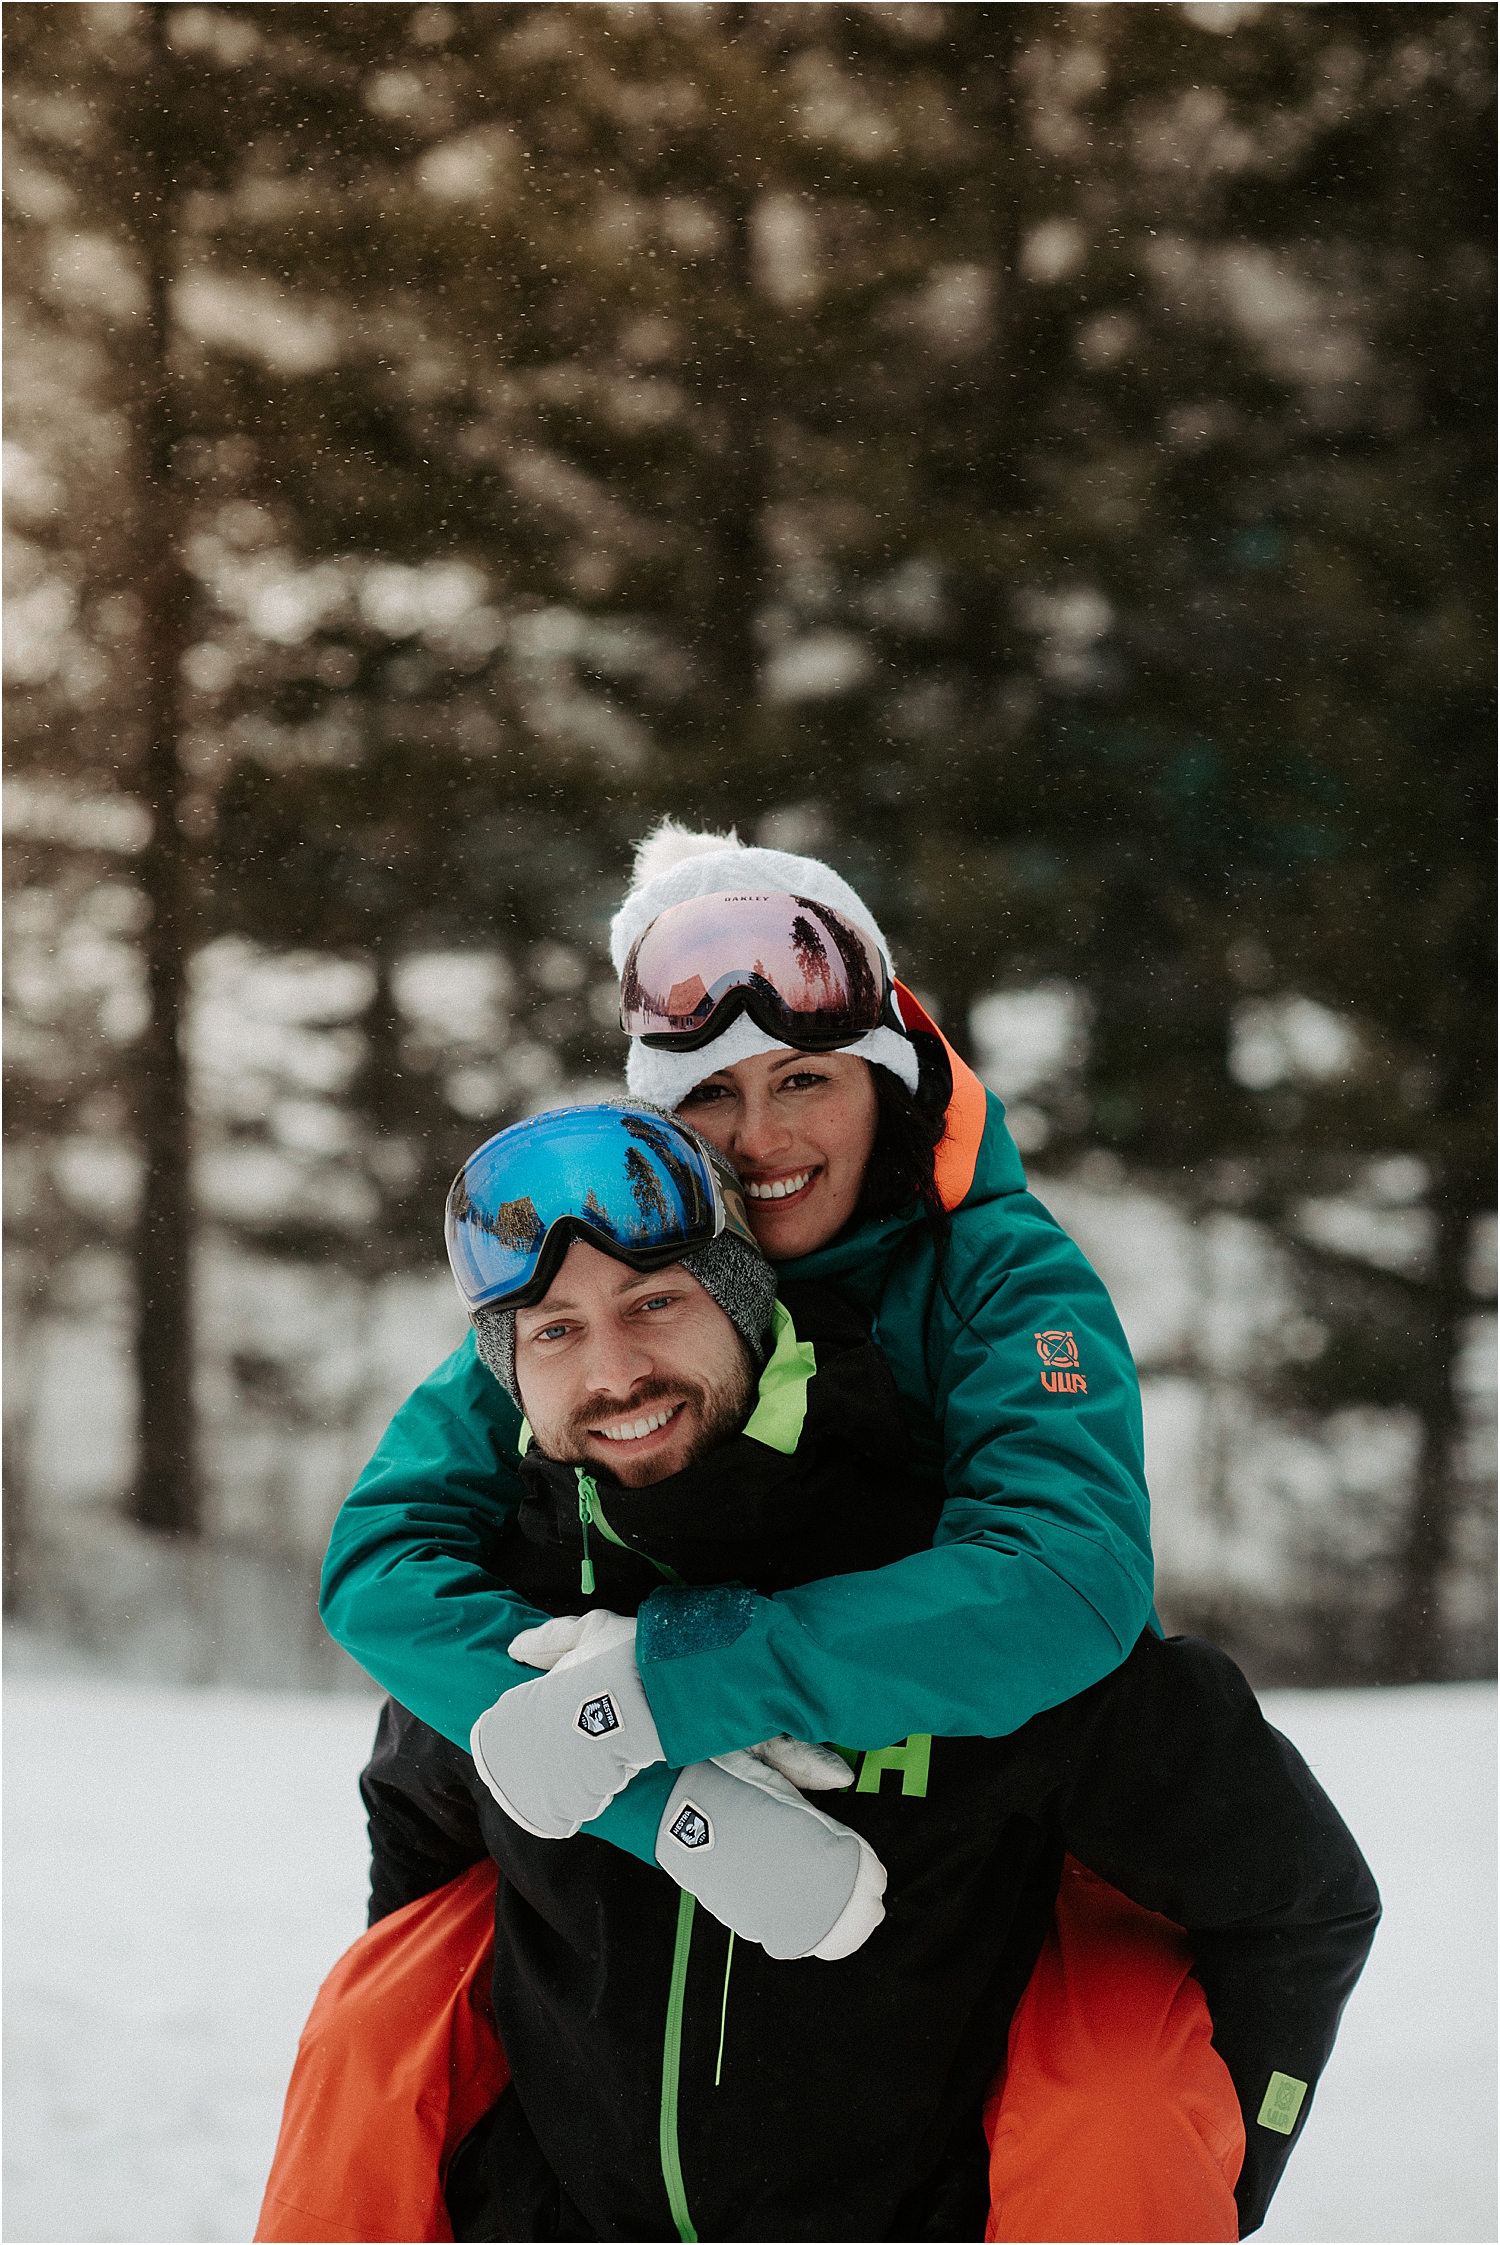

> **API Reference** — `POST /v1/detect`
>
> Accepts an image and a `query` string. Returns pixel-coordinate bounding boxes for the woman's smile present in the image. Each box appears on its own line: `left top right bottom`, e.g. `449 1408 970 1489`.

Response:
742 1166 818 1205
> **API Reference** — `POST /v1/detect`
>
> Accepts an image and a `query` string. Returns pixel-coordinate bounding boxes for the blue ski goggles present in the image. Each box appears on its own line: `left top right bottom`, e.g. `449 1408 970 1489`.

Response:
445 1103 759 1317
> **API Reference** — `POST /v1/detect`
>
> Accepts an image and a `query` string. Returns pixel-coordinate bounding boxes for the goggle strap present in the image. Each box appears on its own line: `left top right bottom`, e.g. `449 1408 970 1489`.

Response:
635 978 904 1053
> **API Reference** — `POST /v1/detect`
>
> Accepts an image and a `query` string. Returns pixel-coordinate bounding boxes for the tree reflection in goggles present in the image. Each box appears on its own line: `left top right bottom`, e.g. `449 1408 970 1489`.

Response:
620 891 896 1052
445 1103 756 1316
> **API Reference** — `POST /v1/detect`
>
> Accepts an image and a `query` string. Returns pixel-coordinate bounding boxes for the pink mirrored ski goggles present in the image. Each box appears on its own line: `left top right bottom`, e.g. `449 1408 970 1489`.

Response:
619 890 902 1053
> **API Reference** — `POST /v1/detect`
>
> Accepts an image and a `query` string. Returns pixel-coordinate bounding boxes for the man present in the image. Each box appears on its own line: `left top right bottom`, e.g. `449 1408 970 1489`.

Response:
260 1103 1378 2244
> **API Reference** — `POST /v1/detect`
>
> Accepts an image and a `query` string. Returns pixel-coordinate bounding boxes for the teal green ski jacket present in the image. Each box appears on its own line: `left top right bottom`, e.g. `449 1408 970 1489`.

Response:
321 1036 1154 1869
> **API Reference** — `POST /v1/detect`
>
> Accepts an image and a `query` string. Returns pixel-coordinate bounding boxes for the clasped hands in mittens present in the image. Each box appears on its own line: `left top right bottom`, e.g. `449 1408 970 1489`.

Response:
469 1610 887 1961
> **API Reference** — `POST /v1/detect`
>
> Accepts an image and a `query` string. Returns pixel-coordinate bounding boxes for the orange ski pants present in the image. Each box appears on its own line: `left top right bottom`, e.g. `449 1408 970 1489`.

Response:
256 1855 1243 2244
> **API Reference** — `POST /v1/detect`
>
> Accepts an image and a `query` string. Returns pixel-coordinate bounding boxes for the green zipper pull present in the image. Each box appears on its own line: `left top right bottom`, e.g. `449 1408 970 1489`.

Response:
574 1467 684 1592
576 1471 597 1598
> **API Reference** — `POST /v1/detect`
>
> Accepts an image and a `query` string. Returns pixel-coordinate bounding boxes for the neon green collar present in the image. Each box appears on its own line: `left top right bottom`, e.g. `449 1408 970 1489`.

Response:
742 1299 817 1456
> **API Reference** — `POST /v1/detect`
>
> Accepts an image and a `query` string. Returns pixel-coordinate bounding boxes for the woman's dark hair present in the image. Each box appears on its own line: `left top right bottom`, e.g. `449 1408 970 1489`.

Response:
854 1058 950 1242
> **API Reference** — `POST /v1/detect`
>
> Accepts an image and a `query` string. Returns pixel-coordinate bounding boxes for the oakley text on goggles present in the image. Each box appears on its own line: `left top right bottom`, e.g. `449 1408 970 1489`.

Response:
619 890 903 1053
445 1102 759 1317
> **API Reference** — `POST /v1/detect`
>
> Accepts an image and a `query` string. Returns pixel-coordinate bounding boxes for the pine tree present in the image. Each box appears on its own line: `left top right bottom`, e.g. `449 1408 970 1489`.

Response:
5 0 456 1528
6 3 1490 1677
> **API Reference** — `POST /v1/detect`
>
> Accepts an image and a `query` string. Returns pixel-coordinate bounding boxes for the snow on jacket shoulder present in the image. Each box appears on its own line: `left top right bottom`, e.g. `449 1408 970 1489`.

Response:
319 1011 1155 1861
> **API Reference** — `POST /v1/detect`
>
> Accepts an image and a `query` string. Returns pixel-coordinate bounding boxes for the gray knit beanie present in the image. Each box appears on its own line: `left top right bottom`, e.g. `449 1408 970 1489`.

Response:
471 1106 776 1412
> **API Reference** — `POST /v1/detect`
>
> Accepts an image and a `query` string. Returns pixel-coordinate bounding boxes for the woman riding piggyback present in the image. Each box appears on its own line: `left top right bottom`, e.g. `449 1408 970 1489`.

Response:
321 819 1157 1819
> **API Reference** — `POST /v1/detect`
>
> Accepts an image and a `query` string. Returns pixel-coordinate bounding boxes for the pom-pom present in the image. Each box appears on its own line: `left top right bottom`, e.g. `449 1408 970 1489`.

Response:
628 815 743 894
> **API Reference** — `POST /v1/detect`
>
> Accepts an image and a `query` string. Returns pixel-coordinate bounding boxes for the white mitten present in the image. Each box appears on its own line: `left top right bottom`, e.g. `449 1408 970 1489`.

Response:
655 1748 886 1962
507 1612 604 1672
470 1611 663 1838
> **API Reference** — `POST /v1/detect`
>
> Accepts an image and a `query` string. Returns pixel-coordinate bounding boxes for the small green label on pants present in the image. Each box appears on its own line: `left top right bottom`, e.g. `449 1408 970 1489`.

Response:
1256 2071 1308 2134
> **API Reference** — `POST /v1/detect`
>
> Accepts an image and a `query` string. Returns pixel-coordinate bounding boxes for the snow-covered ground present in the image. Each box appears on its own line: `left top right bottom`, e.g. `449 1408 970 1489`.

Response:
1252 1685 1497 2245
3 1671 1494 2245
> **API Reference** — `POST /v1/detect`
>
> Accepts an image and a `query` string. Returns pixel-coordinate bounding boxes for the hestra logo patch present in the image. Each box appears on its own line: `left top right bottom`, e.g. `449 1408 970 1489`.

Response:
576 1694 621 1737
669 1802 712 1850
1035 1331 1088 1394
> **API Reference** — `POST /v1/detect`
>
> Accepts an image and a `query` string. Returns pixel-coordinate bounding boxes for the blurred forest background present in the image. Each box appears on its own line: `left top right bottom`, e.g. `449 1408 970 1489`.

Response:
4 0 1494 1694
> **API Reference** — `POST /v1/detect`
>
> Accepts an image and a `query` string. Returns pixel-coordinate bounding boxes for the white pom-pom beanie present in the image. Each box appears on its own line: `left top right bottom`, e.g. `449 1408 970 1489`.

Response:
609 820 920 1109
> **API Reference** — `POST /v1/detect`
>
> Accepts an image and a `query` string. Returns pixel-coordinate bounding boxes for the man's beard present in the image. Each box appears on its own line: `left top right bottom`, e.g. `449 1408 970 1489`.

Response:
561 1357 754 1488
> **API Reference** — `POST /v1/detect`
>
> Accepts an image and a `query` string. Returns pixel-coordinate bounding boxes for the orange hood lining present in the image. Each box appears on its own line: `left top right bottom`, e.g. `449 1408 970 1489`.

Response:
894 982 986 1213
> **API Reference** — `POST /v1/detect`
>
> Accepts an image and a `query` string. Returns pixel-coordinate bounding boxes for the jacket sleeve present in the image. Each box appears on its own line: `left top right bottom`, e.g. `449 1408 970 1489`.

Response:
1013 1631 1381 2238
360 1697 492 1925
633 1187 1157 1766
320 1334 551 1733
321 1333 679 1868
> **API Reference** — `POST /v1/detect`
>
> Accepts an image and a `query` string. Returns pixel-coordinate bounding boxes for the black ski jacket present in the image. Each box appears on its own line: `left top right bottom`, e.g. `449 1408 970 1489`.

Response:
361 1282 1378 2243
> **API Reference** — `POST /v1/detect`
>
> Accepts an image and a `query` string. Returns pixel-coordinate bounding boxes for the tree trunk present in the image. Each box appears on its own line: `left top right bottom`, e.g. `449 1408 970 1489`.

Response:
678 4 767 785
3 1422 28 1612
1386 1179 1480 1680
913 8 1028 1060
701 197 766 759
128 3 198 1535
963 6 1029 534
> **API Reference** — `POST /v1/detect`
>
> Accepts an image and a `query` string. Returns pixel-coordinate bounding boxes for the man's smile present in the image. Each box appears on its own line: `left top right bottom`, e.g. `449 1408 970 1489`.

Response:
590 1400 687 1448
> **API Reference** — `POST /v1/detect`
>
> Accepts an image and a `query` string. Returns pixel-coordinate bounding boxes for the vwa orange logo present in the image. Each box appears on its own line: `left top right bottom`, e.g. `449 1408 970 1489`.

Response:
1035 1330 1088 1395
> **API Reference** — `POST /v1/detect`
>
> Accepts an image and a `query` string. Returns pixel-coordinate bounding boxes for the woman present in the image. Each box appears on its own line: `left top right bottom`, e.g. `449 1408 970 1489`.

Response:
300 822 1240 2243
322 824 1154 1794
590 823 1153 1781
